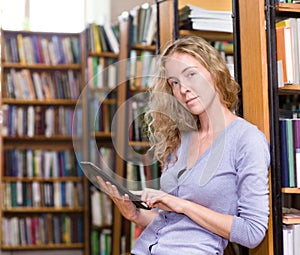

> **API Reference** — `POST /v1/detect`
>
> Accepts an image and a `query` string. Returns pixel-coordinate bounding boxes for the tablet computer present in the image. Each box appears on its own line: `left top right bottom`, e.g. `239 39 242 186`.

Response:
79 161 151 210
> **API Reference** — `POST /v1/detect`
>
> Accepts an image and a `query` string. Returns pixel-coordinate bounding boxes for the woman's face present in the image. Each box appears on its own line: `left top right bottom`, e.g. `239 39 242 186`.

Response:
165 52 218 116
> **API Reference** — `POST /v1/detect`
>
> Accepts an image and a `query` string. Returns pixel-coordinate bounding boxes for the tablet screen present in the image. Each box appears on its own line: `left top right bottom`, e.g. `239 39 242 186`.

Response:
80 161 151 210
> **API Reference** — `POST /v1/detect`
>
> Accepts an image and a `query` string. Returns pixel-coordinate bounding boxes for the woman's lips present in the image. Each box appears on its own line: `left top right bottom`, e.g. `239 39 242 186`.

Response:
186 97 198 104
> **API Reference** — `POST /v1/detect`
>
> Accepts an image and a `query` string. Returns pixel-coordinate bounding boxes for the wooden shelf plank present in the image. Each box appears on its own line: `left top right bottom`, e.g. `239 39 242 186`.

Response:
278 84 300 94
89 51 118 58
180 29 233 41
2 98 79 105
276 3 300 13
3 135 75 141
282 187 300 194
2 243 84 250
131 44 156 51
2 176 83 182
2 63 81 70
2 207 84 213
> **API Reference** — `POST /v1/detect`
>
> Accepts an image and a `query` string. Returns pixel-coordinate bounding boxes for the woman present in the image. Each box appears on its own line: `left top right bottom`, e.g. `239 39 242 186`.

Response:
97 35 270 255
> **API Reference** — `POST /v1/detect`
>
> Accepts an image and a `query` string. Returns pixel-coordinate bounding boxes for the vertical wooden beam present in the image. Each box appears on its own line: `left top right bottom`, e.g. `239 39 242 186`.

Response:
157 0 176 52
111 13 129 255
80 31 91 255
239 1 273 255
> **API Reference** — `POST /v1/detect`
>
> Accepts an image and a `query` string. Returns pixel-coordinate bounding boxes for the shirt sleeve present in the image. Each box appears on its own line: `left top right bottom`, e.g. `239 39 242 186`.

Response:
229 127 270 248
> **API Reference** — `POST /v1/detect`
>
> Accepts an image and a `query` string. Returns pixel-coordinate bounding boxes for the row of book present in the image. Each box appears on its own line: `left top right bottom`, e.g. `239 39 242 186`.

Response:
179 4 233 33
127 93 149 142
86 22 119 54
89 97 117 133
89 147 116 175
4 34 81 65
128 50 156 88
126 160 160 191
129 3 157 45
90 186 112 227
4 68 81 100
98 147 116 171
2 105 78 137
87 56 118 89
279 118 300 187
3 149 81 178
283 218 300 255
2 214 84 246
2 181 84 208
91 229 112 255
277 0 300 3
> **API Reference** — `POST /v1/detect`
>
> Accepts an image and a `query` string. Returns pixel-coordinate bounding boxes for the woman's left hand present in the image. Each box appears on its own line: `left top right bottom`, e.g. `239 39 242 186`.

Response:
140 188 186 213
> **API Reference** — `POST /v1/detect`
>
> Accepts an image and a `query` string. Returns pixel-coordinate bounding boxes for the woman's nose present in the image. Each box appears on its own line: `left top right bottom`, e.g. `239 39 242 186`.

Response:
179 82 190 94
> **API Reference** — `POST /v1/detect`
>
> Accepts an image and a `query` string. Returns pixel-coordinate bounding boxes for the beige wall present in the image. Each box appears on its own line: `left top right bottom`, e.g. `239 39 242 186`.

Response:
110 0 155 23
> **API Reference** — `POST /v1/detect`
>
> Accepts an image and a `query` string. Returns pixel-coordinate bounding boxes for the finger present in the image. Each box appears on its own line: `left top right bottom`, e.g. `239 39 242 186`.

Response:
96 176 109 193
96 176 105 186
123 194 132 202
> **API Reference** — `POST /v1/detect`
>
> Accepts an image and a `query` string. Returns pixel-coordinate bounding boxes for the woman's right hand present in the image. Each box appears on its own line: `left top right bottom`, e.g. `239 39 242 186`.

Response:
96 176 141 222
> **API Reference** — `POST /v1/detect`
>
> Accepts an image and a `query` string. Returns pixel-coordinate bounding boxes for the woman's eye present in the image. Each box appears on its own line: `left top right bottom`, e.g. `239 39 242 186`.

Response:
168 79 179 87
188 71 196 78
172 80 179 86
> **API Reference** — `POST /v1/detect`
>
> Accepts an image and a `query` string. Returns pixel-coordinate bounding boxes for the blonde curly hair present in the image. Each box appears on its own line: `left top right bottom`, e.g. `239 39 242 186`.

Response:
144 35 240 167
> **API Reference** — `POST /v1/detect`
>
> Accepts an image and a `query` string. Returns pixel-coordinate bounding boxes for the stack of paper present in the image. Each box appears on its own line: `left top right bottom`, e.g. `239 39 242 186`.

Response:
179 5 233 33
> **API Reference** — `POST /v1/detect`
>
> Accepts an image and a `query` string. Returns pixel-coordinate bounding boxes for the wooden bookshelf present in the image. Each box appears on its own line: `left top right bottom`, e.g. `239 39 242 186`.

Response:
0 29 89 254
278 84 300 94
84 20 124 255
237 1 274 254
236 0 300 254
157 1 274 255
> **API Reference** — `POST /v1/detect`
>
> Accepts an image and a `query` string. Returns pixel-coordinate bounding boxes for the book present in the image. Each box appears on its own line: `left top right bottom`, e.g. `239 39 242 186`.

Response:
189 18 233 33
293 119 300 187
138 3 151 44
16 34 26 64
180 4 232 20
279 119 290 187
98 25 109 52
103 23 119 54
276 25 295 84
276 18 300 86
286 119 295 187
292 224 300 254
283 225 294 255
92 23 102 53
283 208 300 224
179 5 233 33
143 4 157 45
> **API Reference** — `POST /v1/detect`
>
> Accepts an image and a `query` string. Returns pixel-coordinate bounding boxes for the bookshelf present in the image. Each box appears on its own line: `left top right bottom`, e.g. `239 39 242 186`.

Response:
156 1 272 255
262 1 300 254
84 22 120 255
156 0 233 52
83 15 151 255
122 7 161 252
234 0 300 254
81 5 162 254
0 29 89 254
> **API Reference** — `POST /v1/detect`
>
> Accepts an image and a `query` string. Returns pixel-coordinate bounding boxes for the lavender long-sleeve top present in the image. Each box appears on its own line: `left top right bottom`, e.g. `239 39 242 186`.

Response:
131 118 270 255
